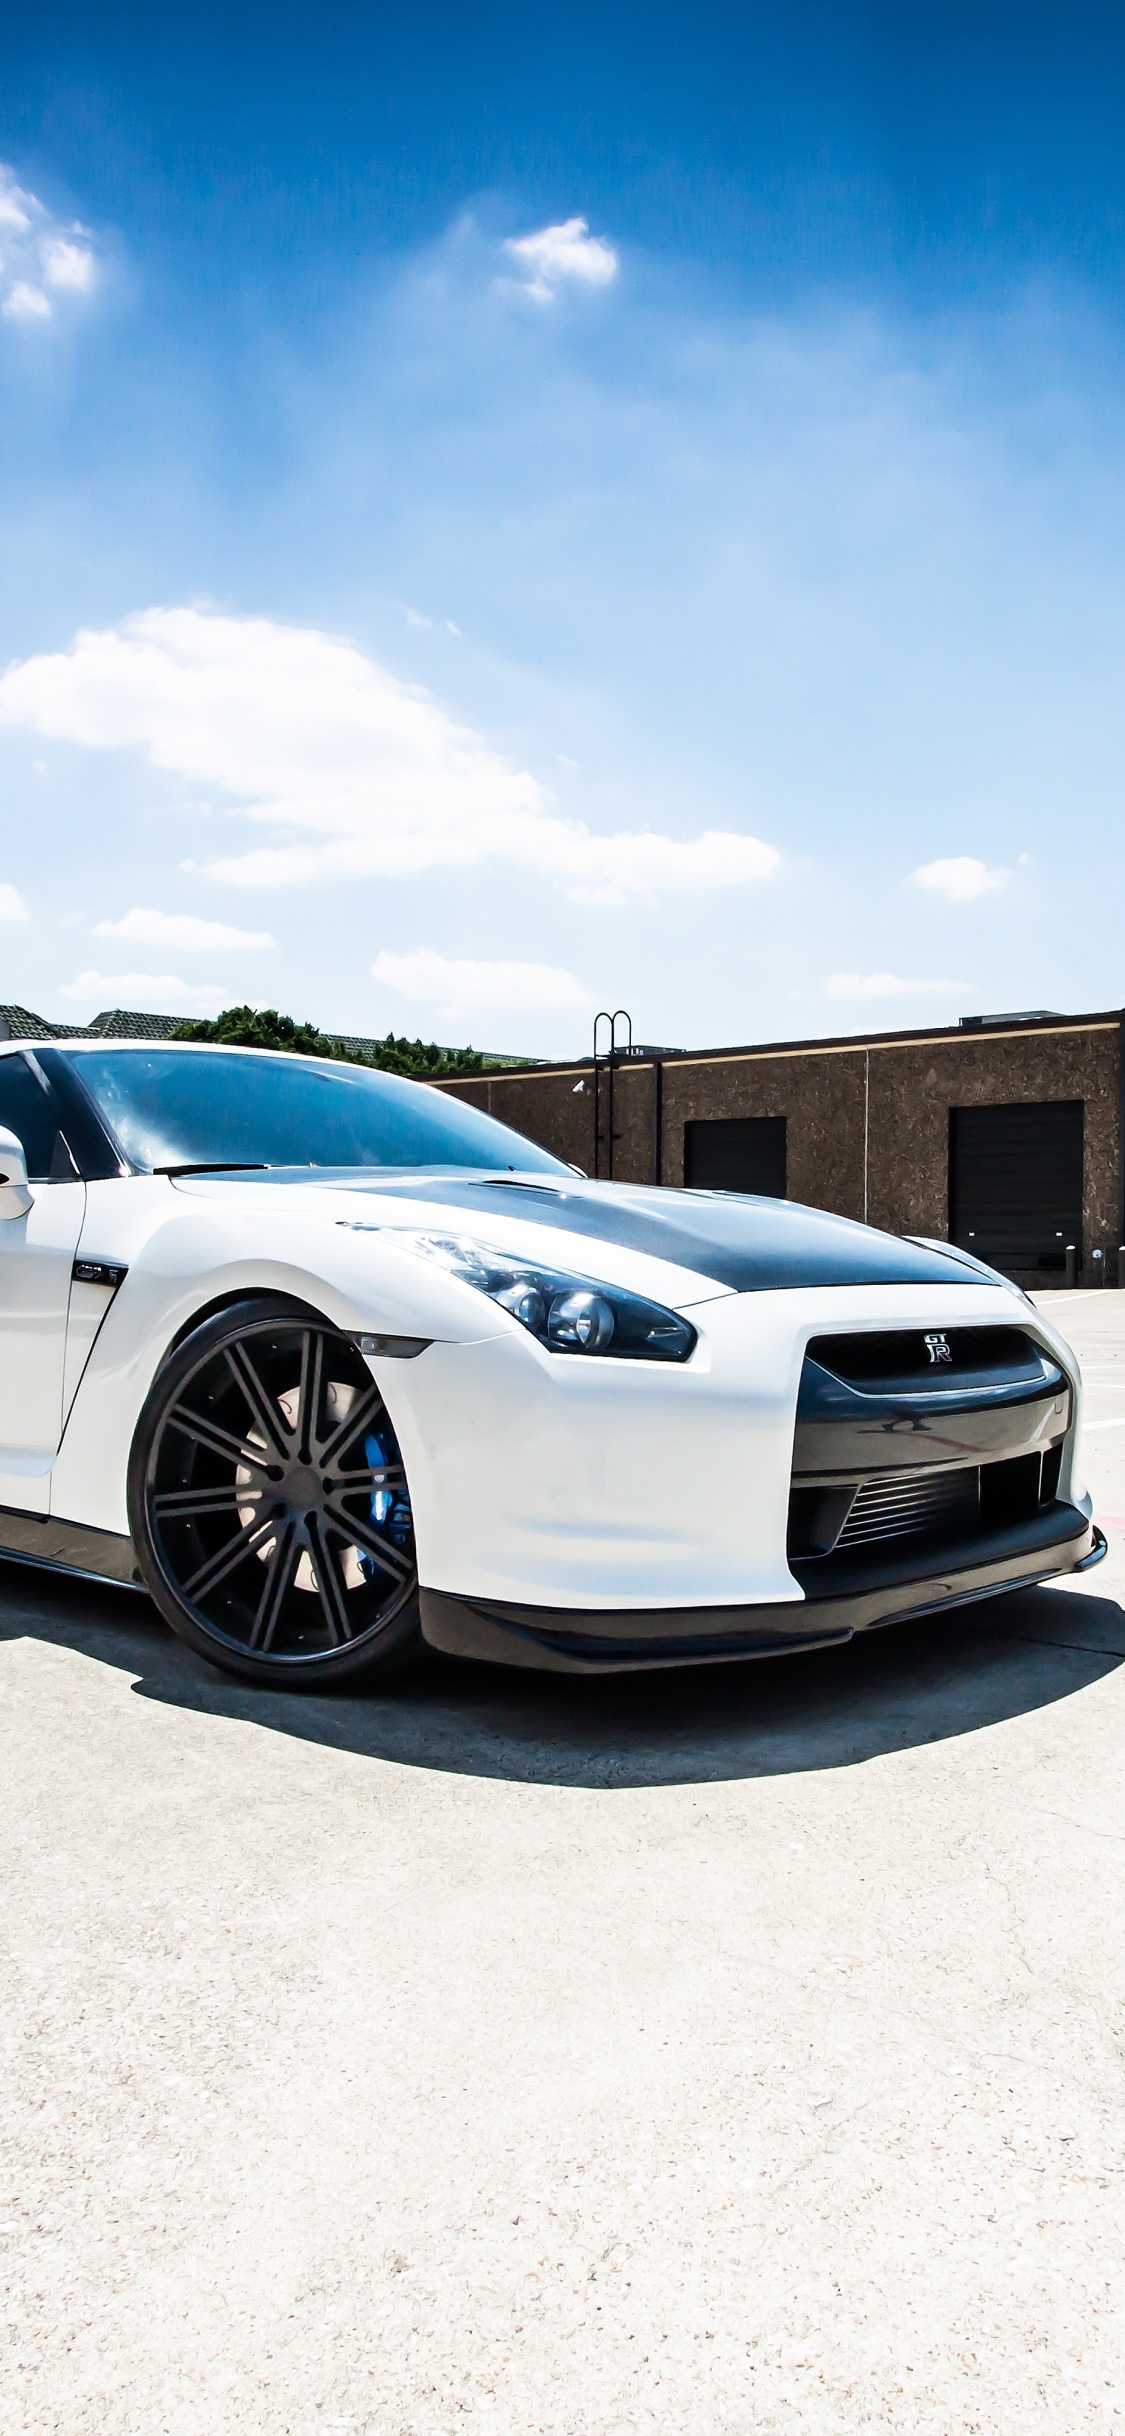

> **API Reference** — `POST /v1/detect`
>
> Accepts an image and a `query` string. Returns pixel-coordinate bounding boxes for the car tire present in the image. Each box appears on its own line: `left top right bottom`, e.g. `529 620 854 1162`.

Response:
128 1295 423 1689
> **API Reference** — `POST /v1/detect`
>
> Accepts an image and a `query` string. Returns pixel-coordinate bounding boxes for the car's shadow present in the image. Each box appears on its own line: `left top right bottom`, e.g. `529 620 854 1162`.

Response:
2 1558 1123 1788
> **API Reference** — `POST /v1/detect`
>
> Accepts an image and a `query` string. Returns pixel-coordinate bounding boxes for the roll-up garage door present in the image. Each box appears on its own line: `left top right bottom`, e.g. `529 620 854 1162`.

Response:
684 1114 787 1196
949 1101 1083 1275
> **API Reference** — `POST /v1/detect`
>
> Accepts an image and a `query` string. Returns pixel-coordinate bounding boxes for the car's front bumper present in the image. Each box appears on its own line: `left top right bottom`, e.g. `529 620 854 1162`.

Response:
418 1503 1103 1674
382 1278 1078 1616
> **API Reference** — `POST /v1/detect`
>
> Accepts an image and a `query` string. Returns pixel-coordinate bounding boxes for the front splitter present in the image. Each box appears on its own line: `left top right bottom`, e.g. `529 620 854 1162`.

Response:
419 1509 1101 1674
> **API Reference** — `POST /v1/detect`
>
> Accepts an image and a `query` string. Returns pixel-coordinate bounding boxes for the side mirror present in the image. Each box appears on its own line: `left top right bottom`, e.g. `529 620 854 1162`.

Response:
0 1127 33 1219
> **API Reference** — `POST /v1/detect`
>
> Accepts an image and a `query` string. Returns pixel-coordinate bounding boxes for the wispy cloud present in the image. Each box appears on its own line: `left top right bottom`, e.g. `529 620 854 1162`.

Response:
503 216 617 304
40 237 95 293
0 607 779 906
0 164 97 326
824 972 969 1000
373 948 590 1013
911 856 1011 903
4 281 52 323
92 907 275 952
58 969 225 1012
0 883 29 923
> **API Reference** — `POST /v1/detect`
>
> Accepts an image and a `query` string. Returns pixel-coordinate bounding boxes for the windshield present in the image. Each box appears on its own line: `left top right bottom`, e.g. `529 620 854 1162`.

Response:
64 1047 569 1177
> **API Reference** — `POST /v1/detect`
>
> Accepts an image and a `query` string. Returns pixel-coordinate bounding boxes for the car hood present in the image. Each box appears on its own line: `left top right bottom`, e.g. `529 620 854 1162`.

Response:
176 1167 995 1295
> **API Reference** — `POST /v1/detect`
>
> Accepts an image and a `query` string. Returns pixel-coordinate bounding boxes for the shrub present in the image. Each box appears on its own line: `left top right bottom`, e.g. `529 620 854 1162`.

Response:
173 1005 488 1078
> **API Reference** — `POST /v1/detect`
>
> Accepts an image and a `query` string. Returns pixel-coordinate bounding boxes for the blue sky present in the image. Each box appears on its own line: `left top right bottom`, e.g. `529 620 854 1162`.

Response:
1 3 1125 1054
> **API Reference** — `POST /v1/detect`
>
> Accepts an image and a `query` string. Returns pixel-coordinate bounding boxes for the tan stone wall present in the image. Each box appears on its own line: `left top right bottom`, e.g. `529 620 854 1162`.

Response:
658 1047 868 1211
437 1017 1123 1279
440 1067 595 1173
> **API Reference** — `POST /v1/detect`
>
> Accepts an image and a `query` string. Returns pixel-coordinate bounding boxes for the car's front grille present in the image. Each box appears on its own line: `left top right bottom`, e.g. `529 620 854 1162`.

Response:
787 1445 1065 1569
804 1326 1050 1396
835 1466 980 1549
787 1320 1072 1583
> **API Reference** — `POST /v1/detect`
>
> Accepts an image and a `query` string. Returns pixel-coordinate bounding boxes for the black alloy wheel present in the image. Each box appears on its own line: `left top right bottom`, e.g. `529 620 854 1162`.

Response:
129 1298 422 1687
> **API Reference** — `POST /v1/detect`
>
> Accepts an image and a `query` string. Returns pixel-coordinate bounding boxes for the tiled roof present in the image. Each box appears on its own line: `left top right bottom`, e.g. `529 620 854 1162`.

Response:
0 1004 184 1043
0 1004 64 1040
84 1008 185 1039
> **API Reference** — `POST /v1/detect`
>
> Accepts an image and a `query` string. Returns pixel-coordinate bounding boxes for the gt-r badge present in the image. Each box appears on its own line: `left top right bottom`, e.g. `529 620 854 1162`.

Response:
924 1331 953 1364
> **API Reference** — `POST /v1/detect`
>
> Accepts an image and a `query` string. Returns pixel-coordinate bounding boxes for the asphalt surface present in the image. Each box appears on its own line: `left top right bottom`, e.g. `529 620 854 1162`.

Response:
3 1288 1125 2433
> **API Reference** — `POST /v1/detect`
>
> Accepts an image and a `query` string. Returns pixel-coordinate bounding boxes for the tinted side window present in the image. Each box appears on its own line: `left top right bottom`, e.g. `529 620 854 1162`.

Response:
0 1054 78 1182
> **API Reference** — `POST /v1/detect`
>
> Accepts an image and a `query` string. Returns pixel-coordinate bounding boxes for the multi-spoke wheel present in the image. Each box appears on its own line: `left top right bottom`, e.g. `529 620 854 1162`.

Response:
128 1298 422 1686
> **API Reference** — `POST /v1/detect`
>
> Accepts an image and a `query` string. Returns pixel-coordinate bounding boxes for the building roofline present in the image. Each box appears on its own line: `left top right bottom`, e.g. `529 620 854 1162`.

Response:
5 1001 1121 1083
434 1005 1125 1085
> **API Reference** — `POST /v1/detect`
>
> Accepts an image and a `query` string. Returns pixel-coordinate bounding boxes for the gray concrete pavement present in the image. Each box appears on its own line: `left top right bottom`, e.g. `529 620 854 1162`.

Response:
3 1293 1125 2433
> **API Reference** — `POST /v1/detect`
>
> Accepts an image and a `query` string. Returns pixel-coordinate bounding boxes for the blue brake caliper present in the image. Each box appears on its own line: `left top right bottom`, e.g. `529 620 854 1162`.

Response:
360 1426 413 1579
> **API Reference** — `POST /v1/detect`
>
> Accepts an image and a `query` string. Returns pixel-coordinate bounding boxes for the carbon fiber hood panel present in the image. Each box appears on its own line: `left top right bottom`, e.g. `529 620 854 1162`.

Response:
316 1171 991 1294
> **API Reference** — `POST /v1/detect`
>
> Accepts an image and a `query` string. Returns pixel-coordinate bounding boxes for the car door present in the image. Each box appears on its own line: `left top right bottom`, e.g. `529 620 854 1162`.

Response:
0 1048 86 1508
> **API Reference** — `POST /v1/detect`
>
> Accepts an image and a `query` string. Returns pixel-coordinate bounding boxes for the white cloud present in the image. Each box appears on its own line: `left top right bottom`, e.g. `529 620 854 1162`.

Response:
910 855 1011 903
0 607 779 905
0 883 29 923
58 970 226 1013
92 907 275 952
565 827 778 903
504 216 617 304
373 948 590 1013
42 238 96 293
824 972 969 1000
0 163 96 326
3 282 50 323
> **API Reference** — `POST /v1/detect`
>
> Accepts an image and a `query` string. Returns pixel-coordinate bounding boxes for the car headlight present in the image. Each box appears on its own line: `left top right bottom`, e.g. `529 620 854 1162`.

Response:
390 1231 697 1362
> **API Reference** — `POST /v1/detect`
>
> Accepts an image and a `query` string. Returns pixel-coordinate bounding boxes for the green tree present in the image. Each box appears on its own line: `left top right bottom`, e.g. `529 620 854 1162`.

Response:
173 1006 488 1078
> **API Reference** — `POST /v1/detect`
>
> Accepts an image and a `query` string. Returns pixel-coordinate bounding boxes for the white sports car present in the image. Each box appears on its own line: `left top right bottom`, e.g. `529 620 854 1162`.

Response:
0 1037 1104 1686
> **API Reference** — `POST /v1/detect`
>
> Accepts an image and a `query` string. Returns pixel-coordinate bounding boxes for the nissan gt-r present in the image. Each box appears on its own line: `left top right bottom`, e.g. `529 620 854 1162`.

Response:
0 1037 1103 1686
